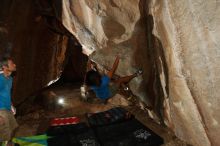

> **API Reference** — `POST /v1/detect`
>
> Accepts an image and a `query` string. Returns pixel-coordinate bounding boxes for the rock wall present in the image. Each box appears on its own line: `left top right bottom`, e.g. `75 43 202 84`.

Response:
60 0 220 146
61 0 152 105
59 38 88 83
0 0 13 58
1 0 219 145
0 0 88 105
2 0 69 104
149 0 220 146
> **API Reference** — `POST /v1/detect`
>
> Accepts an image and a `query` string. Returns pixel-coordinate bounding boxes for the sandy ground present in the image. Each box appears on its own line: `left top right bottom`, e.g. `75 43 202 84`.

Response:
14 83 191 146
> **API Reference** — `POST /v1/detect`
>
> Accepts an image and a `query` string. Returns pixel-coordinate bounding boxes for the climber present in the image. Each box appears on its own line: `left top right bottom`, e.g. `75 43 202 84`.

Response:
0 57 18 146
85 56 142 104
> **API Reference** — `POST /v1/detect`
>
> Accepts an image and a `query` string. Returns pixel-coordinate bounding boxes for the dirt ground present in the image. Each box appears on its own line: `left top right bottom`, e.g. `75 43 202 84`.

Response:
14 83 191 146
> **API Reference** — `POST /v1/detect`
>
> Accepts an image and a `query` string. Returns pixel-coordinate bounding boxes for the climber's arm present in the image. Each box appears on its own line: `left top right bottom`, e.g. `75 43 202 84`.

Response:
107 56 120 79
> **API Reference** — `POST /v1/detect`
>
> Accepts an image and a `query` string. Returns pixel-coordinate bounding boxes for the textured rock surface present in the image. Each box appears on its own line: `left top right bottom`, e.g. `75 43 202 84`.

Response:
60 0 220 146
61 0 151 106
0 0 87 105
0 0 86 105
7 0 69 104
60 0 163 121
0 0 13 59
149 0 220 146
1 0 220 146
59 38 88 83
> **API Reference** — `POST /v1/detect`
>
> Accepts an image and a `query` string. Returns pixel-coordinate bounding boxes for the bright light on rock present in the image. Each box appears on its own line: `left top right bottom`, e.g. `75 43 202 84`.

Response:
47 77 60 86
58 98 65 105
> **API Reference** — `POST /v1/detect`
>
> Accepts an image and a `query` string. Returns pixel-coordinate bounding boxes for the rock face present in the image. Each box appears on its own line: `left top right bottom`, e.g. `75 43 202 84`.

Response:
6 0 69 104
59 38 88 83
149 0 220 146
0 0 88 104
1 0 220 146
61 0 151 104
0 0 13 58
59 0 220 146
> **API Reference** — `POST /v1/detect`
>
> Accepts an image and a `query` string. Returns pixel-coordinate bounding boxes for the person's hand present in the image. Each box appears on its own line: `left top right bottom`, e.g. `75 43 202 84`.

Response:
91 61 97 69
115 55 120 61
11 105 16 115
87 60 98 71
0 116 5 125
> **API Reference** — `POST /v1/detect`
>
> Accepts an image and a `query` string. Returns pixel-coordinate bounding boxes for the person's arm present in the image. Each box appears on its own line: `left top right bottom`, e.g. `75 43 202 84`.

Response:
91 61 98 71
11 105 16 115
87 60 98 71
86 60 93 71
107 56 120 79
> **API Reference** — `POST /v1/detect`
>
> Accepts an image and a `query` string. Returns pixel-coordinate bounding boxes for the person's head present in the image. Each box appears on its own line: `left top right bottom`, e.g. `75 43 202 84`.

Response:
0 57 16 73
85 70 101 86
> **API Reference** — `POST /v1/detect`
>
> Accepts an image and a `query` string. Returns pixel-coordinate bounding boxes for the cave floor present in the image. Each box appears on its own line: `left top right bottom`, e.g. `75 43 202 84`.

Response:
14 83 191 146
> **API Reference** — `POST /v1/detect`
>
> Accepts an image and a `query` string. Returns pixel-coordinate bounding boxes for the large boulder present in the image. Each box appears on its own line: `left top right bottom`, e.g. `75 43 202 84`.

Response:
4 0 68 104
60 0 220 146
61 0 151 105
0 0 87 105
149 0 220 146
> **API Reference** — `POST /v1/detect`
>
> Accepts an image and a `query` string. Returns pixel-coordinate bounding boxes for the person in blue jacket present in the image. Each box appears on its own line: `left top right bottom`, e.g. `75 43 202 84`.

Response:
0 57 18 146
85 56 142 103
